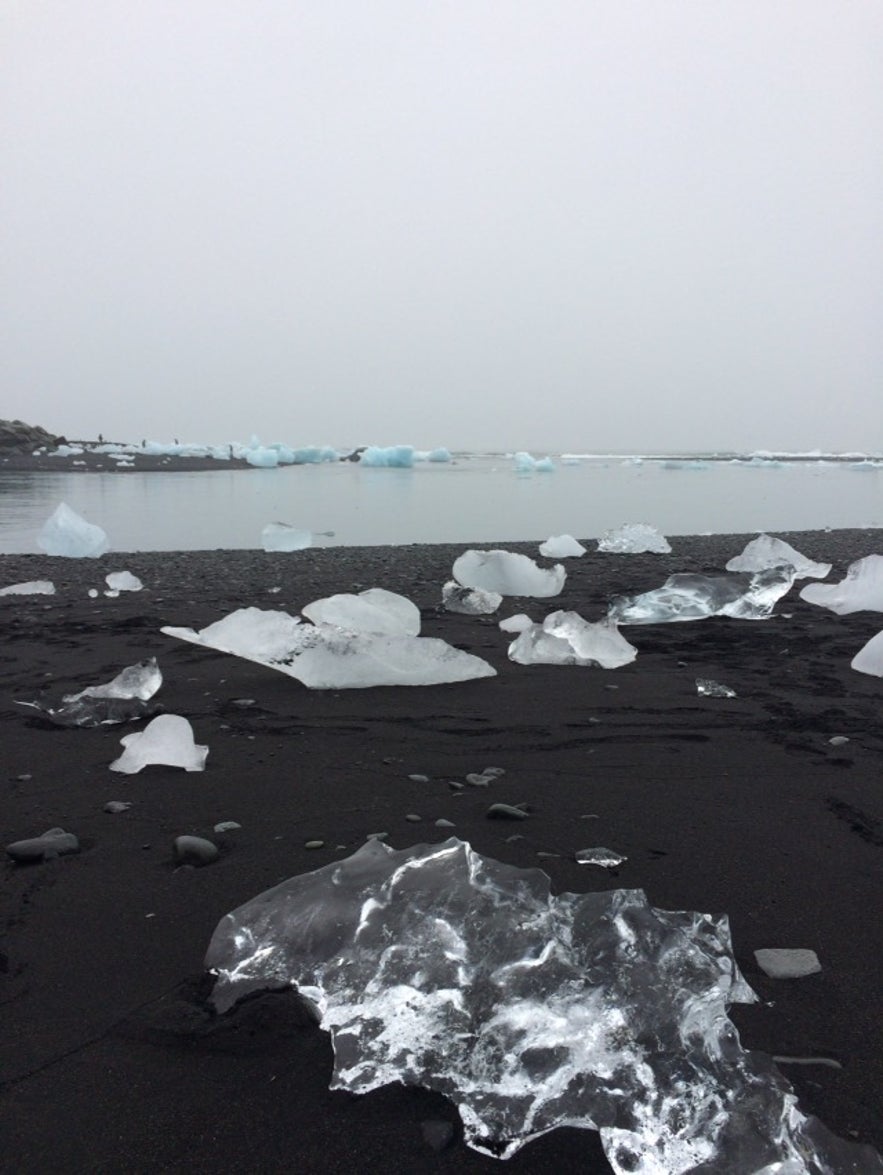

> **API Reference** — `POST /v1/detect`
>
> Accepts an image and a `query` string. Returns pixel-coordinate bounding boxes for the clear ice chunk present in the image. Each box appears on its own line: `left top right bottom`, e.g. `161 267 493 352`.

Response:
37 502 109 558
205 837 880 1172
851 629 883 677
0 580 55 596
597 523 671 554
261 522 313 552
725 534 831 580
574 847 627 867
508 612 637 669
162 609 495 689
799 554 883 614
359 445 415 467
302 588 421 636
453 549 566 598
442 581 502 615
498 613 533 633
109 714 208 773
538 534 586 558
105 570 143 592
696 678 737 698
14 658 163 727
64 657 162 702
608 568 794 624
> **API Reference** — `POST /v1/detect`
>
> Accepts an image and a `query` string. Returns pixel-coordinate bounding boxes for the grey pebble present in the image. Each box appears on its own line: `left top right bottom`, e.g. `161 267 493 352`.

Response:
173 835 219 866
408 773 429 782
104 801 132 814
232 698 256 707
487 803 530 820
366 831 388 841
405 814 422 822
6 827 80 862
448 781 464 791
827 735 850 746
214 821 241 833
435 818 456 828
754 948 821 979
465 773 490 787
481 766 505 777
304 839 325 850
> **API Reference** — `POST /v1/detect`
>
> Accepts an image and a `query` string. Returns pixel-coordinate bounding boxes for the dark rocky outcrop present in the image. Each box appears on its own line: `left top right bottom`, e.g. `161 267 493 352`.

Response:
0 419 66 453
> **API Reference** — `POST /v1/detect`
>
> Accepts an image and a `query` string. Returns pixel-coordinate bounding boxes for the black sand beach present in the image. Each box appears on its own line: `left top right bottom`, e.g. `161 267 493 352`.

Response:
1 533 881 1171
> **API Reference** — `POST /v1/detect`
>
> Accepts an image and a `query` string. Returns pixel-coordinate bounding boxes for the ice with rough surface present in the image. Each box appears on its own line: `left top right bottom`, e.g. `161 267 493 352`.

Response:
498 613 532 633
110 714 208 773
696 679 737 698
852 629 883 677
609 568 794 624
0 580 55 596
65 657 162 702
725 534 831 580
442 581 502 616
14 658 163 727
597 524 671 554
359 445 415 468
261 523 312 552
105 571 143 592
799 554 883 614
453 550 566 598
509 612 637 669
205 837 880 1173
302 588 420 636
37 503 109 558
539 534 586 558
162 608 495 689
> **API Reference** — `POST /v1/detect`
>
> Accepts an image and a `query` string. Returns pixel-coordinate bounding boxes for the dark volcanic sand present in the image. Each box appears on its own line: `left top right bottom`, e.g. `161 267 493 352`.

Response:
1 532 881 1172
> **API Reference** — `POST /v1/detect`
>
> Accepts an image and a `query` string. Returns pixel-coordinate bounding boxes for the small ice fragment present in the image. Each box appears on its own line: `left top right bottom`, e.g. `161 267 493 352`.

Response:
827 735 850 746
539 534 586 558
104 801 132 814
64 657 162 703
6 827 79 862
453 549 566 597
498 613 532 633
105 571 143 592
509 612 637 669
754 948 821 979
37 503 109 557
597 523 671 554
800 554 883 614
88 589 99 598
261 522 312 552
442 580 502 615
696 679 737 698
110 714 208 774
103 590 120 598
851 629 883 677
575 847 626 868
726 534 831 579
173 835 219 865
303 588 420 636
0 580 55 597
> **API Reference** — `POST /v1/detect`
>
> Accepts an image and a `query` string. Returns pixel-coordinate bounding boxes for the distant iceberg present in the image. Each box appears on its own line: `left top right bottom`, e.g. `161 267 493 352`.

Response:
513 451 555 473
359 445 415 468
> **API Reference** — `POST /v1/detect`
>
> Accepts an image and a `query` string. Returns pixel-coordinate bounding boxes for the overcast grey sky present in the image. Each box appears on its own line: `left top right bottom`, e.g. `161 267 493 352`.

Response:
2 2 881 452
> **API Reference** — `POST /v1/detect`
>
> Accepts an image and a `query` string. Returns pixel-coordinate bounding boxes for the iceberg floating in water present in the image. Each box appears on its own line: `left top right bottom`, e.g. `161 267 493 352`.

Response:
302 588 421 636
245 446 280 468
513 451 554 473
205 837 879 1172
538 534 586 558
0 580 55 597
37 503 109 558
852 629 883 677
609 568 794 625
799 554 883 614
597 524 671 554
261 522 313 552
110 713 208 773
725 534 831 580
442 581 502 615
162 608 495 689
509 612 637 669
359 445 415 468
453 549 566 598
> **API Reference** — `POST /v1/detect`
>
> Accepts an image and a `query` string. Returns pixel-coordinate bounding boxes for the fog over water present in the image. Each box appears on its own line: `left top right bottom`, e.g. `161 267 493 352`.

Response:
2 3 880 453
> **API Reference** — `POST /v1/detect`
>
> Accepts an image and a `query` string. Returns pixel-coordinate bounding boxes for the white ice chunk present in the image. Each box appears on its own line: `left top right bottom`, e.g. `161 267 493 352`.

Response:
725 534 831 580
799 554 883 614
110 714 208 773
205 837 877 1172
498 613 532 633
302 588 420 636
63 657 162 702
513 451 554 473
162 609 495 689
0 580 55 596
851 629 883 677
509 611 637 669
597 523 671 554
105 571 143 592
442 581 502 615
245 446 279 468
37 503 109 558
261 522 313 552
696 678 737 698
609 568 794 624
359 445 415 468
453 549 566 598
539 534 586 558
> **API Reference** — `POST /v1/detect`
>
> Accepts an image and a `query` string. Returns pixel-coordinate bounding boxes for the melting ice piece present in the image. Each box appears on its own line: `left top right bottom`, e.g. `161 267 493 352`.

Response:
162 608 495 689
852 630 883 677
442 581 502 615
498 613 532 633
37 503 109 558
64 657 162 702
302 588 420 636
14 658 163 727
725 534 831 580
205 837 879 1172
609 567 794 624
509 612 637 669
105 571 143 592
0 580 55 596
261 522 312 552
109 714 208 773
453 549 566 598
696 678 737 698
597 523 671 554
575 847 626 867
799 554 883 614
539 534 586 558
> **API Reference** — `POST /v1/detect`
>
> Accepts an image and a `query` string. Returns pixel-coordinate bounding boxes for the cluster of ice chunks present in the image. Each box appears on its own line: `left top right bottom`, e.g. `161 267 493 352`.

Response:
513 451 555 473
799 554 883 614
0 580 55 596
597 523 671 554
453 550 566 598
508 612 637 669
608 567 795 625
538 534 586 558
261 522 312 552
726 534 831 580
15 658 163 727
442 581 502 616
110 714 208 774
37 503 109 557
205 837 880 1172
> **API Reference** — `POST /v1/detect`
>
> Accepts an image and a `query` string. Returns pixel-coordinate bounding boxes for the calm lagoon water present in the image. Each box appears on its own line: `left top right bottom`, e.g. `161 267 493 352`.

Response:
0 454 881 554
